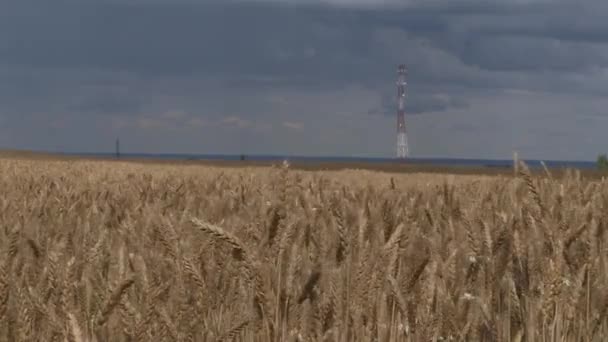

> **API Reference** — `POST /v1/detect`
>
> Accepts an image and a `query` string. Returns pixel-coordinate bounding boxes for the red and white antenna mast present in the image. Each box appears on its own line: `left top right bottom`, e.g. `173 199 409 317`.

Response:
396 64 409 159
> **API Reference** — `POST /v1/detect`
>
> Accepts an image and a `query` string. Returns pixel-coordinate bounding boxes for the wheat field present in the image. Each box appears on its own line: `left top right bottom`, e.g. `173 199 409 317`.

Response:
0 158 606 342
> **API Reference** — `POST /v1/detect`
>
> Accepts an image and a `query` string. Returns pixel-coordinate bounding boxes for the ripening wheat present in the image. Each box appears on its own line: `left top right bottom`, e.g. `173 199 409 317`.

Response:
0 158 606 342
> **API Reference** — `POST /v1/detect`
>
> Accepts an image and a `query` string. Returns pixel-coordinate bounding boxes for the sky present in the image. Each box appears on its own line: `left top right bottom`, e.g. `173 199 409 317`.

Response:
1 0 608 160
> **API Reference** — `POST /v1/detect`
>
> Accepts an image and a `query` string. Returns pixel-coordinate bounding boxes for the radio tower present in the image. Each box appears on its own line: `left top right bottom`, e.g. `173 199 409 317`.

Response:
396 64 409 159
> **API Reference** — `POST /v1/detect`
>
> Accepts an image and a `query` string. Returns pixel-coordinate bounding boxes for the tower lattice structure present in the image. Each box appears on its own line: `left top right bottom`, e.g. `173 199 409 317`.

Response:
396 64 409 159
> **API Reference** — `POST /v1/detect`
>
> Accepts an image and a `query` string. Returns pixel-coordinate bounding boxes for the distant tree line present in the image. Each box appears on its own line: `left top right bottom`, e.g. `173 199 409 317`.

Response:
597 154 608 170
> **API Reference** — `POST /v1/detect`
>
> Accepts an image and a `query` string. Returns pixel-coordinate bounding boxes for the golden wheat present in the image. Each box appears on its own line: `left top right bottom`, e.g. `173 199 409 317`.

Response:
0 157 606 341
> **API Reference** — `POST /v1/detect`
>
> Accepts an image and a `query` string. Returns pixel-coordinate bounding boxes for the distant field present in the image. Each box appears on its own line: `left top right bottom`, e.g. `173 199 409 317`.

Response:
2 149 606 179
0 156 606 341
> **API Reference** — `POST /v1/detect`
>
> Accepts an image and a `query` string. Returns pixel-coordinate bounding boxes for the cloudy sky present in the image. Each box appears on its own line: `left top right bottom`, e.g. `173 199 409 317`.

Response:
1 0 608 160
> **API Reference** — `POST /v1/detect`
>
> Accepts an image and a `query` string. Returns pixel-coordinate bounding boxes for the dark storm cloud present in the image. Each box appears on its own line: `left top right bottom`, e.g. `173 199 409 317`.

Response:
0 1 369 81
1 0 608 158
2 0 607 88
67 91 142 115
